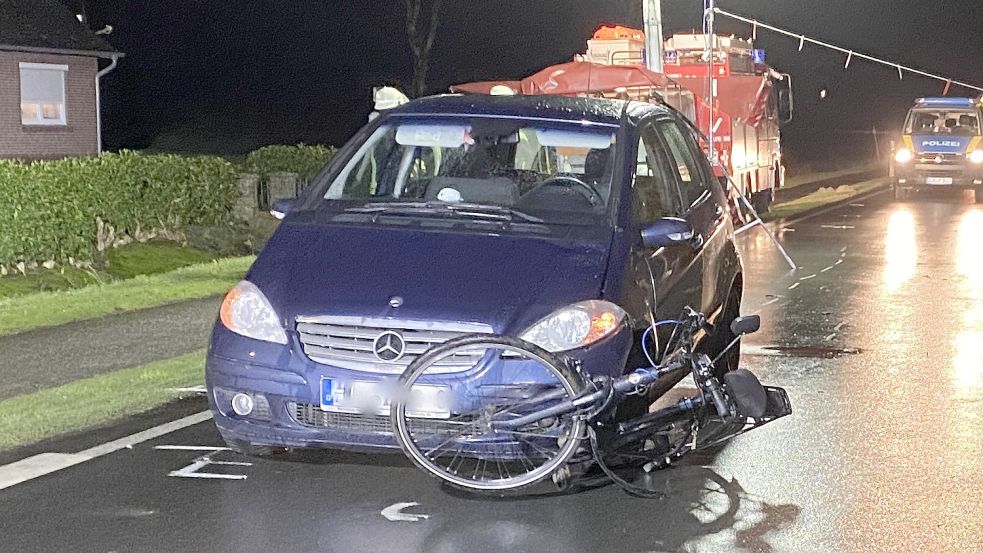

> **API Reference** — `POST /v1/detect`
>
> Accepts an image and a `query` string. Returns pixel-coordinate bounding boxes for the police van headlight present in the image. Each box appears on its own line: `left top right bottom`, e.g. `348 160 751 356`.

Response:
969 150 983 164
894 149 913 163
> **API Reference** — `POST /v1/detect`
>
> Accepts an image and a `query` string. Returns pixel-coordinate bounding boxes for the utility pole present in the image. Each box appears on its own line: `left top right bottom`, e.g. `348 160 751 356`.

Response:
642 0 665 73
705 0 716 161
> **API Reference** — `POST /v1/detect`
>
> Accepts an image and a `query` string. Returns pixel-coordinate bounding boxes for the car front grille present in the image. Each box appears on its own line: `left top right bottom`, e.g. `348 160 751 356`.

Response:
288 402 483 436
295 316 493 374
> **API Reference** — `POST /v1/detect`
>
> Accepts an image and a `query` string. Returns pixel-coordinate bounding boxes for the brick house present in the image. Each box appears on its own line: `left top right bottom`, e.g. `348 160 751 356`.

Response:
0 0 121 159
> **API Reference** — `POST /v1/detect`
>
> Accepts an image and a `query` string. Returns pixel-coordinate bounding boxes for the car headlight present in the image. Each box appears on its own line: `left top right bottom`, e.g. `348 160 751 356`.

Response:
894 148 913 163
520 300 627 352
219 280 288 344
969 150 983 164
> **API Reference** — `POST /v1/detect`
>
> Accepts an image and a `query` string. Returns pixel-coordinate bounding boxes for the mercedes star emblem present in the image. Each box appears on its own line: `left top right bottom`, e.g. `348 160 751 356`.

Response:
373 331 406 362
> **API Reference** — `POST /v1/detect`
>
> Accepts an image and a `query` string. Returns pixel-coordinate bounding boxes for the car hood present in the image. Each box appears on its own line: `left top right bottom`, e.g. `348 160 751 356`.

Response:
248 219 614 334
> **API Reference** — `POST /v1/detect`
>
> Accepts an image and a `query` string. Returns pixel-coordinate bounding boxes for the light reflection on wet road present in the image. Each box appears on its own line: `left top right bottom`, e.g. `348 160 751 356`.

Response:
2 189 982 553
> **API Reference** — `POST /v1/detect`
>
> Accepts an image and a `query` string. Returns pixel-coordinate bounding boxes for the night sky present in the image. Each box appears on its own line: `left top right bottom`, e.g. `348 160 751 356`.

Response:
76 1 983 166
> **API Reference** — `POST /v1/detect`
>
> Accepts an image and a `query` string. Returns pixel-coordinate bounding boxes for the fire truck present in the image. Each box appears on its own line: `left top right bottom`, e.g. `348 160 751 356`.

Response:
453 26 794 212
582 27 794 212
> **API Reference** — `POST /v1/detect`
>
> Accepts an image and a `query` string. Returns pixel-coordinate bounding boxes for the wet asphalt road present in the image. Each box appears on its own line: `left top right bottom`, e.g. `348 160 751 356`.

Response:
3 188 983 552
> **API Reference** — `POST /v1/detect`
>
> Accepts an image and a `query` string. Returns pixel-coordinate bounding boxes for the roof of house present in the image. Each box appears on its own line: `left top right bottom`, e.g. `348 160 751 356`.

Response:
0 0 118 57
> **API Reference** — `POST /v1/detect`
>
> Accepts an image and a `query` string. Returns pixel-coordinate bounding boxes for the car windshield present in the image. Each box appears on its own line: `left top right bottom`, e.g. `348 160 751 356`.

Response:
905 108 981 136
316 117 619 226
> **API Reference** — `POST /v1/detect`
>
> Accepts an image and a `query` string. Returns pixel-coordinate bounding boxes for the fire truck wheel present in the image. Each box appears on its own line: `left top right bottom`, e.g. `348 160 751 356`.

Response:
751 190 771 214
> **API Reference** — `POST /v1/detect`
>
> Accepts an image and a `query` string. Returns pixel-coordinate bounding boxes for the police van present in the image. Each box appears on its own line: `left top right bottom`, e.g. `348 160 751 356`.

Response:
894 97 983 202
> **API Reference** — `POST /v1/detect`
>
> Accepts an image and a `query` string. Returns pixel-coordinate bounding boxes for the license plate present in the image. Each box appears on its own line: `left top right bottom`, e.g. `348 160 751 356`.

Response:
320 378 450 419
926 177 953 185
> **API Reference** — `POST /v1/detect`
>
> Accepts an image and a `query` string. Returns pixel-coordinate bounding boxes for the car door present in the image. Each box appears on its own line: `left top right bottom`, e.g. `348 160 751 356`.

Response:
656 115 730 318
623 118 703 330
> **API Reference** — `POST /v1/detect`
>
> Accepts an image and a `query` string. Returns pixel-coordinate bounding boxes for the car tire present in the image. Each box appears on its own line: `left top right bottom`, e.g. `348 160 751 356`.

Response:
895 186 909 201
707 282 743 379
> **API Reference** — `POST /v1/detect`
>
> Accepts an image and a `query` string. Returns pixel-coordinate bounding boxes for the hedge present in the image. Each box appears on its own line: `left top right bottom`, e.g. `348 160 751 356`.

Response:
244 144 337 181
0 151 239 267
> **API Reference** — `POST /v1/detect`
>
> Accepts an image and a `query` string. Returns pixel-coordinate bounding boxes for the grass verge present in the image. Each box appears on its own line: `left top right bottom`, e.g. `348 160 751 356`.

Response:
764 178 888 222
0 242 218 300
0 256 254 336
0 350 205 451
784 163 881 189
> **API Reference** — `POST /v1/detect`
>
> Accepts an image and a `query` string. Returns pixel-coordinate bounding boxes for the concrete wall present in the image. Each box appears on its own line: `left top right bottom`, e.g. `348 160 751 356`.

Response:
0 50 99 160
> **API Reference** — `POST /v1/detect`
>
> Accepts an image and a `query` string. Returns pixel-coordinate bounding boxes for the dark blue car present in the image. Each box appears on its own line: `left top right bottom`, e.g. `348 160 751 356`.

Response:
206 95 743 455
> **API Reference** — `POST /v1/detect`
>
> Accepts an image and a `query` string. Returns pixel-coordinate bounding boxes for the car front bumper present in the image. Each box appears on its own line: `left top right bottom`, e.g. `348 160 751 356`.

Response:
205 324 632 453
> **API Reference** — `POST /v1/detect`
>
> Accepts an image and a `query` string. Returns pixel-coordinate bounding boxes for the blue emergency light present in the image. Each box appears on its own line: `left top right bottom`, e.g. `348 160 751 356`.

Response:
914 97 978 107
752 49 766 64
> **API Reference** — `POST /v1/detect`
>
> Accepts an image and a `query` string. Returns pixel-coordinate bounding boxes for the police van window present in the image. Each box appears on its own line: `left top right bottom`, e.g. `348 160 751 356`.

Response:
633 124 680 222
659 120 710 208
905 109 980 135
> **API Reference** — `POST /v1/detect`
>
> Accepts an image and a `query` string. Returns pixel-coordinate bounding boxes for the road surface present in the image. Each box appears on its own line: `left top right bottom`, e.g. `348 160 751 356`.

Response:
2 188 981 553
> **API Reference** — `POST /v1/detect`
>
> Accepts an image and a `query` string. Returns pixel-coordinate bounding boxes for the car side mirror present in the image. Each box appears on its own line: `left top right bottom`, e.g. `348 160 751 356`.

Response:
641 218 695 248
730 315 761 336
271 198 296 220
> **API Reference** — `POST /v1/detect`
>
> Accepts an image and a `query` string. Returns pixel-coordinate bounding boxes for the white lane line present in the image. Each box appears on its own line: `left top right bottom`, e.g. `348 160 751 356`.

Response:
821 225 855 230
820 265 835 273
834 321 847 331
0 411 212 491
799 273 817 281
154 445 231 452
788 282 801 290
761 297 782 307
835 259 844 266
824 333 837 341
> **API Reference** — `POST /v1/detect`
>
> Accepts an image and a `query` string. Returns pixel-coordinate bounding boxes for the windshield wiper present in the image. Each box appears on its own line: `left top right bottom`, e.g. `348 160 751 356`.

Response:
346 202 544 224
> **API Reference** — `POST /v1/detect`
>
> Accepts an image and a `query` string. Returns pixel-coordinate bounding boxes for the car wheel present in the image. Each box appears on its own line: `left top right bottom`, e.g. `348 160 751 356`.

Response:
708 283 743 379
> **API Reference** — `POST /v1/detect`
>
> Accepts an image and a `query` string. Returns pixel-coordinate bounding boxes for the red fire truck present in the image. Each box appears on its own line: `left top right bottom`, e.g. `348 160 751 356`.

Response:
453 26 794 212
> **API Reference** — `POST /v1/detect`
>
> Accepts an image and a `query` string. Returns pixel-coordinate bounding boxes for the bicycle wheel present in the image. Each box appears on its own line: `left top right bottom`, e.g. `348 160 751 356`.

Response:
391 335 587 493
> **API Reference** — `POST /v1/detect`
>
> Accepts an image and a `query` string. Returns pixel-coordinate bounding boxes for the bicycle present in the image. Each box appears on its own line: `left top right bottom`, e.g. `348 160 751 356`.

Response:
390 307 791 494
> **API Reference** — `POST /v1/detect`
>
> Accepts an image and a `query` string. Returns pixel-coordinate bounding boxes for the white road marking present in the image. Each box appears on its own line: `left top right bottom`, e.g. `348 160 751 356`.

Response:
835 259 845 266
381 502 430 522
154 445 232 452
167 448 253 480
821 225 855 229
799 274 817 281
168 450 251 480
825 333 837 341
788 282 801 290
820 265 835 273
0 411 212 491
739 345 787 358
834 321 847 331
761 297 782 307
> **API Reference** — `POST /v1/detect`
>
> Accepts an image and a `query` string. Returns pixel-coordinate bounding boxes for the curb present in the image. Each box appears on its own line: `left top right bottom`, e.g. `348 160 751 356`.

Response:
762 181 891 228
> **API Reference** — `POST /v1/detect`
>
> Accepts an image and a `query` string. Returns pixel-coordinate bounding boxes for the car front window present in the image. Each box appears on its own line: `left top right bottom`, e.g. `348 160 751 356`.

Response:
906 109 981 135
319 117 618 226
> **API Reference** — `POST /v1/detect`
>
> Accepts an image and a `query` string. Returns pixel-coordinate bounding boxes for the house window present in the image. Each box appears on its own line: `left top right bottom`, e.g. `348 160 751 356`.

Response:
20 63 68 126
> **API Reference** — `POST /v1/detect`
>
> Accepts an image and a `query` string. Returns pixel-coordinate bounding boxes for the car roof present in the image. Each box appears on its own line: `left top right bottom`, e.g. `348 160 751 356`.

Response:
385 94 668 127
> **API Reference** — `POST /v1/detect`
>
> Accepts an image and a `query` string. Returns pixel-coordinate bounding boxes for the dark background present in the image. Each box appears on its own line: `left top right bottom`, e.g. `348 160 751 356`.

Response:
72 1 983 168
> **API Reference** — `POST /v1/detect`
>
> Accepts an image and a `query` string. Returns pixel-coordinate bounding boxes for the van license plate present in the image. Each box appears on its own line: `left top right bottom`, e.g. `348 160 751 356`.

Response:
926 177 952 185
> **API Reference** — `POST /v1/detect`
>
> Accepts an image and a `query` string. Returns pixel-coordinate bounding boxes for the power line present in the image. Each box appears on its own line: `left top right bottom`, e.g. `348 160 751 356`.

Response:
713 8 983 93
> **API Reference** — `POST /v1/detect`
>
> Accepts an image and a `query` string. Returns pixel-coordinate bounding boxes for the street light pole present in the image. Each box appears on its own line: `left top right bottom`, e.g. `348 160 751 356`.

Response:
642 0 665 73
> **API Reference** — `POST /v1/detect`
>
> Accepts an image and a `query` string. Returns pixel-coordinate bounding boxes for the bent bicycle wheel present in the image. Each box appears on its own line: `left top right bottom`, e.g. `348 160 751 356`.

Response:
391 335 587 493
